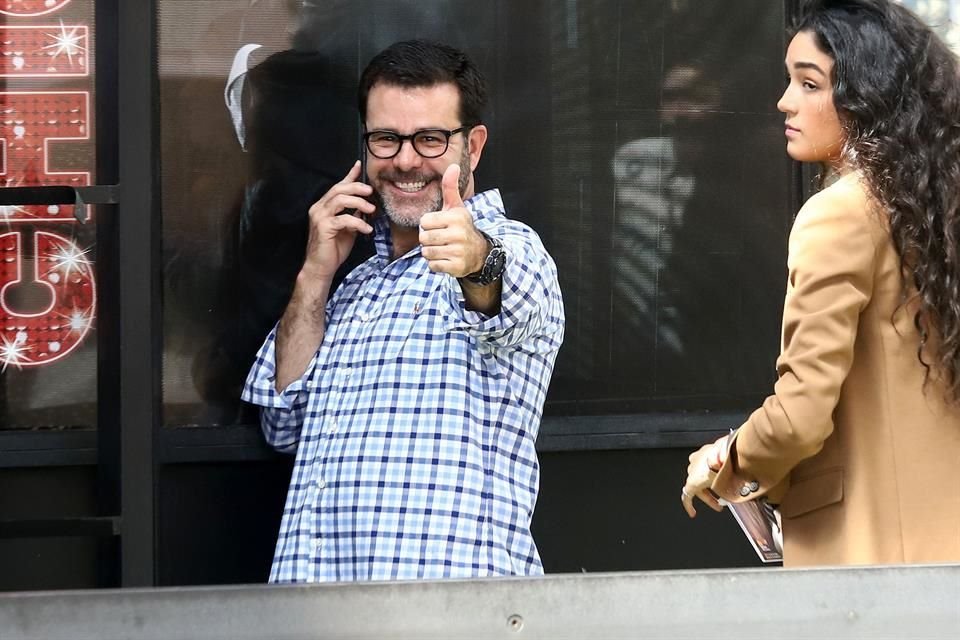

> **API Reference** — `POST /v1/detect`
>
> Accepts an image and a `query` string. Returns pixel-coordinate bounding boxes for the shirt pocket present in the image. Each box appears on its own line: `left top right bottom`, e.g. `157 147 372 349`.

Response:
362 280 452 363
779 467 844 519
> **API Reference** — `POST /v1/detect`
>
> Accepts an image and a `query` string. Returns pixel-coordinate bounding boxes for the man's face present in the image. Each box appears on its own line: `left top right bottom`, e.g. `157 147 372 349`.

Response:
364 82 486 228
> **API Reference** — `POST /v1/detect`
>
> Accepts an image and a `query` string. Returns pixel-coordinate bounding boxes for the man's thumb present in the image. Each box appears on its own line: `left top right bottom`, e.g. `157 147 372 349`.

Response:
441 164 464 210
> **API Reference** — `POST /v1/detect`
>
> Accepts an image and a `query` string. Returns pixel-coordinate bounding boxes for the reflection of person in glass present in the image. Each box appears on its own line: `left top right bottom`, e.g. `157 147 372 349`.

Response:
610 65 705 364
681 0 960 566
609 61 766 393
242 40 565 582
198 43 369 423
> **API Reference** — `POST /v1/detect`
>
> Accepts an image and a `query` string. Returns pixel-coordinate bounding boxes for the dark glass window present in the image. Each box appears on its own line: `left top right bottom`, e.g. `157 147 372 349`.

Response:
159 0 791 428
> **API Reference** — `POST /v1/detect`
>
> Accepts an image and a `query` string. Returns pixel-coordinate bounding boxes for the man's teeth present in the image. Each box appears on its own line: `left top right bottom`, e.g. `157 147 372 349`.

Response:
395 181 426 192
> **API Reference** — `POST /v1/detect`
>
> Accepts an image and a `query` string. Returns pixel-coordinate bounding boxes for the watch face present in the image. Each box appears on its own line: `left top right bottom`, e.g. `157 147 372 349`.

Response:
489 247 506 278
466 240 506 285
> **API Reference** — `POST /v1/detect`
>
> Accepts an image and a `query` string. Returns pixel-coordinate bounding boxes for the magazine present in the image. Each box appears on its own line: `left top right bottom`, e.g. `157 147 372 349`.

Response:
721 498 784 564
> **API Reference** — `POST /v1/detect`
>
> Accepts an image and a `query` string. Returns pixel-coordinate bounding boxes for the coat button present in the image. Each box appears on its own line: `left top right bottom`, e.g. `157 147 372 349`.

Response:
748 480 760 492
739 485 751 497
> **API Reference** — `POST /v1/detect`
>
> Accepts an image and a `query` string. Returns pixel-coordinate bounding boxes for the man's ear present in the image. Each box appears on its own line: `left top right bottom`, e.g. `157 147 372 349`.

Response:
467 124 488 171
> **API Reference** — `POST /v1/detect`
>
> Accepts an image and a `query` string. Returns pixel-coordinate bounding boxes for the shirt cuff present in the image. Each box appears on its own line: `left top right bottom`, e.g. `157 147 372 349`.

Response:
241 327 315 410
445 240 546 333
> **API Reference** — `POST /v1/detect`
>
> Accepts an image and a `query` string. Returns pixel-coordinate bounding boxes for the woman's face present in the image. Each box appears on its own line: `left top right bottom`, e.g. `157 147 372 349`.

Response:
777 31 845 166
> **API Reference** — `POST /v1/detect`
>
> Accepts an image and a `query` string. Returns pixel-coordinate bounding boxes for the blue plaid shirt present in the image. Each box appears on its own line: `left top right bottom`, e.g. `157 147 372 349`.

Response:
242 189 564 583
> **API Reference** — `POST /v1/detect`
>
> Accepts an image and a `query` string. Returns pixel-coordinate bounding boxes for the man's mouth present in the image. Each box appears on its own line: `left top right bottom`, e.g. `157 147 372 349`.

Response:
393 180 428 193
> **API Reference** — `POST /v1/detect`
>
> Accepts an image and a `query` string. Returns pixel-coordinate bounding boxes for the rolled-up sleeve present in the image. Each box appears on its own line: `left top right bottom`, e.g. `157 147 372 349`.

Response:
713 183 879 502
444 221 564 350
241 326 320 454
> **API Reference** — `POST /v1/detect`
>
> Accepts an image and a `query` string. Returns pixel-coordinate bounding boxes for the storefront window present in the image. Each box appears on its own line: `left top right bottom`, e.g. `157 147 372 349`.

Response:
159 0 791 428
0 0 98 430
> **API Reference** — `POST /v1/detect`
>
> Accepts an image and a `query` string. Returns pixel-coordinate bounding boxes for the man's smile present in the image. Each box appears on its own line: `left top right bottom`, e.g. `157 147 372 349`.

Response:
392 179 429 193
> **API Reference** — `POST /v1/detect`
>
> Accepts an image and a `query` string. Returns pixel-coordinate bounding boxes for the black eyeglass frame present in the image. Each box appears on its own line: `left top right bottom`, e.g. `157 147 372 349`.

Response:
362 125 476 159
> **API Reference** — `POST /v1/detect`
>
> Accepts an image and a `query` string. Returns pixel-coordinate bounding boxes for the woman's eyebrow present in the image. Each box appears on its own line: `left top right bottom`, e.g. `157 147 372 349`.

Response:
789 60 828 76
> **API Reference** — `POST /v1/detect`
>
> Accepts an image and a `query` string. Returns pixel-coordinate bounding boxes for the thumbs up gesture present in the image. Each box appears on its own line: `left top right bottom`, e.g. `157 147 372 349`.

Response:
419 163 489 278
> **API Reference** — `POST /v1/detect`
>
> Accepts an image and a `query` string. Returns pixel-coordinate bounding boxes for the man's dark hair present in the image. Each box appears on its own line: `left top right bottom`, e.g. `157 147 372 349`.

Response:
358 39 487 126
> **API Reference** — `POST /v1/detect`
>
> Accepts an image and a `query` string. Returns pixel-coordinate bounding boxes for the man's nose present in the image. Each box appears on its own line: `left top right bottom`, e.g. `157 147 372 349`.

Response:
393 139 422 171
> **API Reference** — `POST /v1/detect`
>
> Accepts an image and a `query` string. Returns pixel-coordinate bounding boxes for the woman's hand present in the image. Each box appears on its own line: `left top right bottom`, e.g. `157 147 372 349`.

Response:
681 434 729 518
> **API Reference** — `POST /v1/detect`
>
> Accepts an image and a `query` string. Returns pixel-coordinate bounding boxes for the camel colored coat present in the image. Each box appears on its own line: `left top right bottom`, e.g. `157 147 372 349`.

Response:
713 172 960 566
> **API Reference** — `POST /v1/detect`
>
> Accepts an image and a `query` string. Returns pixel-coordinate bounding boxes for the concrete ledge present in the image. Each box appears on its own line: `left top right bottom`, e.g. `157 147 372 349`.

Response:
1 564 958 639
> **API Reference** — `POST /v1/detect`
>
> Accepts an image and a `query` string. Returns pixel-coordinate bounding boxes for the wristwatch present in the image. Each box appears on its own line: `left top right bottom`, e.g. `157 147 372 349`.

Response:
464 232 507 286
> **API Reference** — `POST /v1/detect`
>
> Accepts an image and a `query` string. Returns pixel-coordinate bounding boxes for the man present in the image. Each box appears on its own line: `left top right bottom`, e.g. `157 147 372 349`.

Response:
242 40 564 582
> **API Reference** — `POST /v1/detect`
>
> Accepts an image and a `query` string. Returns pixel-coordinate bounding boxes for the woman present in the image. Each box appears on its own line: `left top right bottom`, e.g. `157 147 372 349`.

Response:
682 0 960 566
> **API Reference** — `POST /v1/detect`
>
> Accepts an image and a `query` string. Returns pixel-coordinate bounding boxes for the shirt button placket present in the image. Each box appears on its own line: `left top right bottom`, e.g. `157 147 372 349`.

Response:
311 478 326 561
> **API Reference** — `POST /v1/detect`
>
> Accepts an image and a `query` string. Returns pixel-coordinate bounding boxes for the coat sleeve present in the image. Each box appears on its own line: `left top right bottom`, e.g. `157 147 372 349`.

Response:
713 178 881 502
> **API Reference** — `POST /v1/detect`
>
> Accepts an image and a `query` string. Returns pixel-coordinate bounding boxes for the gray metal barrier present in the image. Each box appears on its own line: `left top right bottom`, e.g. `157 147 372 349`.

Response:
1 564 958 639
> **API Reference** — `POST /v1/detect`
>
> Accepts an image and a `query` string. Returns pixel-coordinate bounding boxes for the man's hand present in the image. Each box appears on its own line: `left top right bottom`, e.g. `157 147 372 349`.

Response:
275 161 374 392
681 434 730 518
419 164 489 278
303 160 376 280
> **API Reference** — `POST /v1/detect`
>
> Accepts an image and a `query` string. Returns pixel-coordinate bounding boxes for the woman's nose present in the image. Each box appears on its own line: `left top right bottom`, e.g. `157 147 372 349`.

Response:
776 86 793 114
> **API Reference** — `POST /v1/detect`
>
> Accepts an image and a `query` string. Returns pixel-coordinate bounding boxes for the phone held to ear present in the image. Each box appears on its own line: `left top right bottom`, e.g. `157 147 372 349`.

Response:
337 157 369 217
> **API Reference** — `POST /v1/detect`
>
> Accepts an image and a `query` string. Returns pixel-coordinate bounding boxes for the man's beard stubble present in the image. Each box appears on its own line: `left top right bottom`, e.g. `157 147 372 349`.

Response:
373 147 472 228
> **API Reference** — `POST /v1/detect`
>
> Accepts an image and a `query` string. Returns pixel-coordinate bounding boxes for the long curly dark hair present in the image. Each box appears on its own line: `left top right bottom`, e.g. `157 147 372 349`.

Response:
795 0 960 401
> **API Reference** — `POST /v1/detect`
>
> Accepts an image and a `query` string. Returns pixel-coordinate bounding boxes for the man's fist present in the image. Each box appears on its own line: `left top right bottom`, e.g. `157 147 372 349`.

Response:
419 164 488 278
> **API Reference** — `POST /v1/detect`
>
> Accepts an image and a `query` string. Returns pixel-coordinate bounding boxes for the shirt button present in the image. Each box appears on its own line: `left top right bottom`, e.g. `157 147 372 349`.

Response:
315 479 326 490
311 538 322 552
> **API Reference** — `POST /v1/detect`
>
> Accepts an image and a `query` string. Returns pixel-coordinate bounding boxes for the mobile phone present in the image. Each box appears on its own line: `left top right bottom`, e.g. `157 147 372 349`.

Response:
338 128 368 217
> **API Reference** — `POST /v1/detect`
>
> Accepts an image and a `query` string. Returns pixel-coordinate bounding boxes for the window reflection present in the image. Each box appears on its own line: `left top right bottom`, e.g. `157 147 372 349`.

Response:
608 58 783 397
161 0 301 424
551 1 788 411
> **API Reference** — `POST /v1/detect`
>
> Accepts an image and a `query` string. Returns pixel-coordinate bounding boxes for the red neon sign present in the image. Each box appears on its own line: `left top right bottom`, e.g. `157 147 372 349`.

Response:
0 91 90 221
0 230 95 367
0 25 89 77
0 1 74 18
0 0 95 370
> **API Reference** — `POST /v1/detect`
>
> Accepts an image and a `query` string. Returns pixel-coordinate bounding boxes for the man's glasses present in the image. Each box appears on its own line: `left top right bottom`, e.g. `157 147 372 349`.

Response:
363 125 474 159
